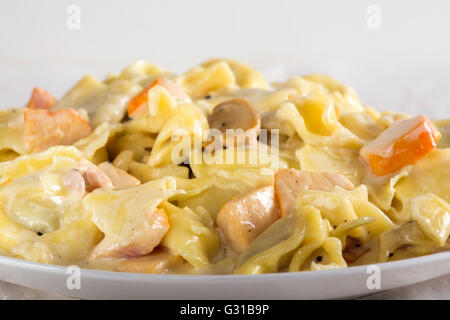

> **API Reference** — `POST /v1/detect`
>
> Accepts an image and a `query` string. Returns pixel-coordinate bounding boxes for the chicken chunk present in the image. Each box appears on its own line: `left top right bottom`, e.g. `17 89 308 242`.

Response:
275 169 355 216
24 108 93 152
98 162 140 189
116 247 177 274
216 185 281 253
89 208 170 259
75 159 113 191
25 87 56 110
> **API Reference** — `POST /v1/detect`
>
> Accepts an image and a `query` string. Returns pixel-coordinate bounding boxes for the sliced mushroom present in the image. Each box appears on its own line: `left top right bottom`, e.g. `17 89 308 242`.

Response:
206 98 261 147
342 237 370 264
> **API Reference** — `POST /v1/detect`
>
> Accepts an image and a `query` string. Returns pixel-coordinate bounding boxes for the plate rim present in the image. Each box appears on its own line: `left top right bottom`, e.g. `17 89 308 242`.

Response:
0 250 448 281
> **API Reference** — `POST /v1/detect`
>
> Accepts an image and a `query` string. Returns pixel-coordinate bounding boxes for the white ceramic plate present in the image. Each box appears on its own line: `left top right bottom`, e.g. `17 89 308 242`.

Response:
0 68 448 299
0 252 448 299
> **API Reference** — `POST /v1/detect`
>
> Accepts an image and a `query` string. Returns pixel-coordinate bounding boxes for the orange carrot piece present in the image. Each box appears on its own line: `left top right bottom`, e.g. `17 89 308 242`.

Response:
360 115 441 176
0 178 11 187
127 78 187 117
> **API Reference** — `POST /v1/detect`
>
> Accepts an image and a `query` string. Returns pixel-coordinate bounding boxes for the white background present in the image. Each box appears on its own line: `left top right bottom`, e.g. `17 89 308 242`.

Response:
1 0 450 117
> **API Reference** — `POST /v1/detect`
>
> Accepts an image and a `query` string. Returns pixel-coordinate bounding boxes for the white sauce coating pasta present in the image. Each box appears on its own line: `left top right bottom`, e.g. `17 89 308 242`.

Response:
0 59 448 274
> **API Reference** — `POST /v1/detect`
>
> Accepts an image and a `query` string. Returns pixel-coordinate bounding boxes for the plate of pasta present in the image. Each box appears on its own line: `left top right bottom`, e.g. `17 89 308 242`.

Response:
0 59 448 299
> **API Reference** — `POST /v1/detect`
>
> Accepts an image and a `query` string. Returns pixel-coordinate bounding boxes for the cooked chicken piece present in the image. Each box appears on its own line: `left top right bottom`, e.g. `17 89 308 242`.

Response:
216 185 281 253
116 247 178 274
206 98 261 146
275 169 355 216
98 162 140 189
75 159 113 192
360 115 441 176
24 108 93 152
63 169 86 196
89 208 169 259
25 87 56 110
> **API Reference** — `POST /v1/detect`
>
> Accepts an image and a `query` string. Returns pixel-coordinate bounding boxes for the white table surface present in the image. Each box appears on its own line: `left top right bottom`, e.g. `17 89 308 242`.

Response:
1 274 449 300
0 64 448 300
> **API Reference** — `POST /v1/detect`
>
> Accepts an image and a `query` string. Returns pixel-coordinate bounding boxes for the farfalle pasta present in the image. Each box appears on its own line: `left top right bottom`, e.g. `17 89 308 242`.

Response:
0 59 448 275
